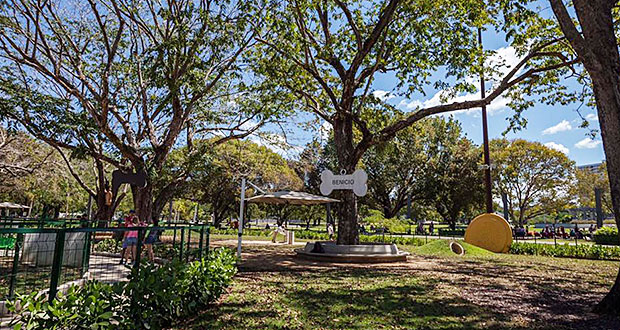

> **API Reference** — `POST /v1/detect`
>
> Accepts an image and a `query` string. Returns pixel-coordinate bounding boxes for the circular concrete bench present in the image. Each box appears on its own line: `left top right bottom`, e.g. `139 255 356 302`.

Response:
294 241 409 263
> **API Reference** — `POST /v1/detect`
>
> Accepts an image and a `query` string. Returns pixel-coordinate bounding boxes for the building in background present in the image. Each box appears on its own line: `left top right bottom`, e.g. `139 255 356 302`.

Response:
577 162 605 175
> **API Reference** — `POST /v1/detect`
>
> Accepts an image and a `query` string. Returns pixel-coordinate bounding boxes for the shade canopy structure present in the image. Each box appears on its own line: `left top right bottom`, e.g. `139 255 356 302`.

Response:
0 202 30 209
246 191 340 206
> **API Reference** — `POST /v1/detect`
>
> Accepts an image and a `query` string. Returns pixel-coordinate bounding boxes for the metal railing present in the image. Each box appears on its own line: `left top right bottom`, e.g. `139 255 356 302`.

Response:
0 222 210 307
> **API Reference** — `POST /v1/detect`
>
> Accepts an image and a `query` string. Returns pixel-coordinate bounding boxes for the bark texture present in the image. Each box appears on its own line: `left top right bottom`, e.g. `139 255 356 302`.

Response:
550 0 620 315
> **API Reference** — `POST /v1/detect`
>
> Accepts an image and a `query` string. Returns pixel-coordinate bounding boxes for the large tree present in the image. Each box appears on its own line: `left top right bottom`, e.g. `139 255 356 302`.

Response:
362 117 482 223
571 163 613 215
425 129 484 229
490 139 574 226
0 128 94 218
0 0 282 223
252 0 579 244
180 139 302 227
543 0 620 314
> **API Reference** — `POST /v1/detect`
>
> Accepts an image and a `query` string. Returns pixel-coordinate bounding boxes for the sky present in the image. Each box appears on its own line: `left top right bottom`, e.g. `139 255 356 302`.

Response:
250 7 606 167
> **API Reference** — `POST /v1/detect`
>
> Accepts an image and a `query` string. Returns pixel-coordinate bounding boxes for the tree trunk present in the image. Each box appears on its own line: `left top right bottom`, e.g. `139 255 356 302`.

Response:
550 0 620 315
132 184 154 224
587 55 620 314
93 193 115 226
333 114 360 245
337 190 359 244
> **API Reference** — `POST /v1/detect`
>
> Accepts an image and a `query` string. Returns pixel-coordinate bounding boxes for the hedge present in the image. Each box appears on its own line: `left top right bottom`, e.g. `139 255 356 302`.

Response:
510 242 620 261
438 228 466 237
593 226 620 246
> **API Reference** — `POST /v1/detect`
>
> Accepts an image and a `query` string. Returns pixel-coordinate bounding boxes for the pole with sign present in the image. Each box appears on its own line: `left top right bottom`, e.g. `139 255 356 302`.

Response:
237 178 246 259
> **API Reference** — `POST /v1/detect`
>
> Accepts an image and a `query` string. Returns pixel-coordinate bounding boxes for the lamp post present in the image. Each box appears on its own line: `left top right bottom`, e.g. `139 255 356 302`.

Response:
478 27 494 214
237 179 266 259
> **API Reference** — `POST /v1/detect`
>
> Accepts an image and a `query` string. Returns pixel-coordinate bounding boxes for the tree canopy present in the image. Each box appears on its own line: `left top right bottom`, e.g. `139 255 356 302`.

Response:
491 138 575 226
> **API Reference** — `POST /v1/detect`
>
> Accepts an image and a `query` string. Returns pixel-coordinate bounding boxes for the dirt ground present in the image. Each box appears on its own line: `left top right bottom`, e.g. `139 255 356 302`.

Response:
199 241 620 330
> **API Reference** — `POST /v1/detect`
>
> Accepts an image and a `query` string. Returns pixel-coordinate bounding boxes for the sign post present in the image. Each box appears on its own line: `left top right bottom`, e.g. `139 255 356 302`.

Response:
237 178 246 259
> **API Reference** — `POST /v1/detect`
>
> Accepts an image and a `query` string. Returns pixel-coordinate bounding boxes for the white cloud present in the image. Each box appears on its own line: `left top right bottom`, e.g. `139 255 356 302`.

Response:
488 46 522 78
575 138 602 149
544 142 569 155
585 113 598 121
372 90 394 101
248 132 304 158
319 121 332 141
542 120 572 135
397 46 522 117
464 46 522 86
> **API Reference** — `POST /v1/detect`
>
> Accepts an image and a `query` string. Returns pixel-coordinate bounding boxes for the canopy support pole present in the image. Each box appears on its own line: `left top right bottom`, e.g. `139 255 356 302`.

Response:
237 178 246 259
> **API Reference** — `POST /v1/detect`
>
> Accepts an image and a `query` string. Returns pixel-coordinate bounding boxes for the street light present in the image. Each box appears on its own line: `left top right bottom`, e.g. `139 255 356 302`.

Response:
478 27 494 214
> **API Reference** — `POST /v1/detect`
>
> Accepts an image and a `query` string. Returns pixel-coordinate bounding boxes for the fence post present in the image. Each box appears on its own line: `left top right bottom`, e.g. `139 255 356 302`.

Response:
187 227 192 262
49 229 66 303
206 226 210 259
81 227 92 276
8 232 23 300
173 226 177 248
179 227 185 260
199 225 205 260
134 228 144 270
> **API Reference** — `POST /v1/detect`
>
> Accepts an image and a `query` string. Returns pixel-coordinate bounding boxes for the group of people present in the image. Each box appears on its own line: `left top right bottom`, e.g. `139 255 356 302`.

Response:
515 224 598 240
117 210 158 264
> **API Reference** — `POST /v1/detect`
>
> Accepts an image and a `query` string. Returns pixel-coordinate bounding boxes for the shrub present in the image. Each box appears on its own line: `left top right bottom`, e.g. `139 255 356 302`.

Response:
9 248 237 330
593 226 620 246
362 210 409 233
360 235 427 247
438 228 466 237
93 238 118 253
8 281 126 330
509 242 620 261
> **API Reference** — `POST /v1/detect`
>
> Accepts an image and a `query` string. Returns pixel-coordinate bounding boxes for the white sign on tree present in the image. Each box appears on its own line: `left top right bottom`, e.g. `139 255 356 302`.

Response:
320 169 368 197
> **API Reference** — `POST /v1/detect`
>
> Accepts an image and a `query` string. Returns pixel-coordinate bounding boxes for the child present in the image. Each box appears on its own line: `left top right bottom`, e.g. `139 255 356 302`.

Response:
122 216 141 265
119 210 137 264
143 223 158 262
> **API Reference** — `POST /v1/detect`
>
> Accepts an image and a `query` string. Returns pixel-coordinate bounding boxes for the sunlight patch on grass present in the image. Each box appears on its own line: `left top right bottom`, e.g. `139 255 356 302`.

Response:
413 240 495 257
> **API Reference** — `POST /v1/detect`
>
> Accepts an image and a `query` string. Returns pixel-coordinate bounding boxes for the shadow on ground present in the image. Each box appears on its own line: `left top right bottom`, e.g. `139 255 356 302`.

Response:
183 243 620 330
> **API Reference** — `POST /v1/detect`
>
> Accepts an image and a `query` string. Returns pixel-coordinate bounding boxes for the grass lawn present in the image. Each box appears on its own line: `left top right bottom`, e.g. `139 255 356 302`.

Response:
180 242 620 330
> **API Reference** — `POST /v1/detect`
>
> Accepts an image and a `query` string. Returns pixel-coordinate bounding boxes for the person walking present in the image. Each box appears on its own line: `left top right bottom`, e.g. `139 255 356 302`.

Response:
327 223 334 241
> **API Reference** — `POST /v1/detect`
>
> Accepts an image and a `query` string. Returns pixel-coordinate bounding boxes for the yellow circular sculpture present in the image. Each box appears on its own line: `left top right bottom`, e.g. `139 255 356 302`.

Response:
464 213 512 253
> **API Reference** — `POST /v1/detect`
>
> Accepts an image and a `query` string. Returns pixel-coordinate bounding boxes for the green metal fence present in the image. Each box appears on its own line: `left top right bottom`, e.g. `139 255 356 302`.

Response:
0 222 210 307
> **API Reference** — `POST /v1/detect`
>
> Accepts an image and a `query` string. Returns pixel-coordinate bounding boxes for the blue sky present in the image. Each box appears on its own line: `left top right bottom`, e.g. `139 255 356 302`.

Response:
253 8 605 167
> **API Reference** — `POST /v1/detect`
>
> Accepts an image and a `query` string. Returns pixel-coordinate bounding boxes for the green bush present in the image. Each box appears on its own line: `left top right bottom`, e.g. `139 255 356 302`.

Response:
293 230 330 240
363 210 409 233
593 226 620 246
93 238 118 253
437 228 466 237
360 235 427 247
211 228 272 237
509 242 620 261
0 234 16 250
8 281 126 330
8 248 237 330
